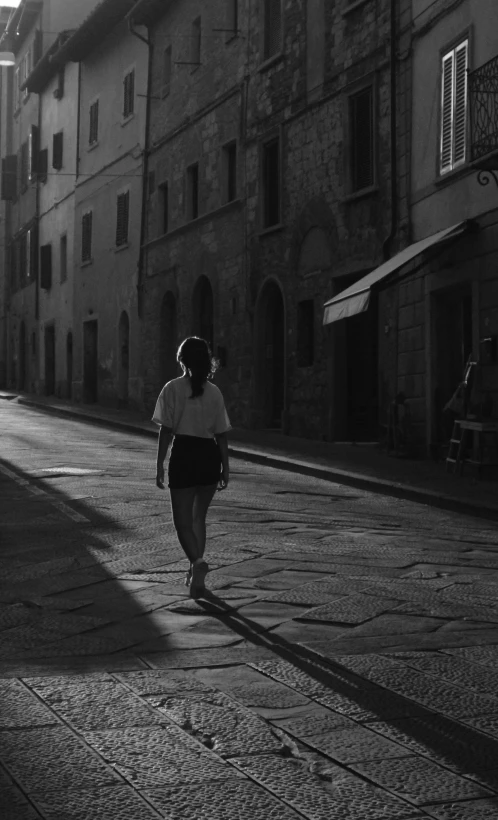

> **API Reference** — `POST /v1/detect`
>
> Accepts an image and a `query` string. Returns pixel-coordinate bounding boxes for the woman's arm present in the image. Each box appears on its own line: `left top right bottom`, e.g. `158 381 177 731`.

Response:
156 426 172 489
215 431 229 490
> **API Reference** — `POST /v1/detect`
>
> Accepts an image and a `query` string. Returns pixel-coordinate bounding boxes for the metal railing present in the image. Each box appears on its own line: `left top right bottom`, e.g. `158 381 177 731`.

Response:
469 54 498 164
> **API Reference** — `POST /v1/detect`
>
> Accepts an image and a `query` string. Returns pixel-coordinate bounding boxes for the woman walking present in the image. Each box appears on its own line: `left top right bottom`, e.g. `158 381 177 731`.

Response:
153 337 230 598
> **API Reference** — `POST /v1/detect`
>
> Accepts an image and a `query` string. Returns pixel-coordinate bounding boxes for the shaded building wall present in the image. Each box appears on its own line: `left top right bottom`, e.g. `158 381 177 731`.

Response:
140 0 250 420
72 22 148 409
243 0 411 439
38 62 78 399
399 0 498 452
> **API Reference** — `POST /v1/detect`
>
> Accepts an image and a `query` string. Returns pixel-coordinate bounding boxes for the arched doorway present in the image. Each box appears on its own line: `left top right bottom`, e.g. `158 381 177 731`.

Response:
159 292 178 386
19 321 26 390
66 332 73 399
192 275 214 349
118 311 130 406
257 281 285 429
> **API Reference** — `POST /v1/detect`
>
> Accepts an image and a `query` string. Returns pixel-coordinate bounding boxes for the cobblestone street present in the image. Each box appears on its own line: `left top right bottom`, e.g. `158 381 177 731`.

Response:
2 399 498 819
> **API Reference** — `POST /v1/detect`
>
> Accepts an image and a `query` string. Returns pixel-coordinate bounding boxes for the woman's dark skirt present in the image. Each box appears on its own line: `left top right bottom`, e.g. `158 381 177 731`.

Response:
168 434 221 490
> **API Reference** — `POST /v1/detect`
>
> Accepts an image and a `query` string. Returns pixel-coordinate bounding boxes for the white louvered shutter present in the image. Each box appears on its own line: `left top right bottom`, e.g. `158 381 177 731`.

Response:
453 41 468 166
440 51 454 173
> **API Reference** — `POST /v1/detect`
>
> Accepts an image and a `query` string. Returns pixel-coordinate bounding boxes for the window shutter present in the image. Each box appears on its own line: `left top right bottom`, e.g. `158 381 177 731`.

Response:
38 148 48 182
52 131 63 170
40 243 52 290
27 225 38 281
21 142 29 189
453 41 468 166
264 0 282 59
89 100 99 144
440 52 454 173
82 212 93 262
123 71 135 118
116 191 130 246
2 155 17 200
29 125 39 179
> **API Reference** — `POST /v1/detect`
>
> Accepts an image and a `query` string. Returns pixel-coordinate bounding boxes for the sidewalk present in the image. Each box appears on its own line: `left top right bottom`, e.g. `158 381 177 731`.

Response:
6 390 498 520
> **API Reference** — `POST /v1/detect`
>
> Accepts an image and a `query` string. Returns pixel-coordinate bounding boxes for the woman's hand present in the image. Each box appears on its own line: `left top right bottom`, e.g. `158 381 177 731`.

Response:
217 467 229 491
156 464 165 489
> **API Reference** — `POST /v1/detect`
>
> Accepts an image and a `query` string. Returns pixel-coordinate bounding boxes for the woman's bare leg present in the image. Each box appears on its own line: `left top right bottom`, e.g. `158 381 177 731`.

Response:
170 487 200 563
192 483 218 559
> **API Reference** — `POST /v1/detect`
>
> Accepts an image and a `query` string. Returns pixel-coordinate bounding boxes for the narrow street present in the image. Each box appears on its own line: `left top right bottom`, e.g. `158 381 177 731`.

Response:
2 399 498 819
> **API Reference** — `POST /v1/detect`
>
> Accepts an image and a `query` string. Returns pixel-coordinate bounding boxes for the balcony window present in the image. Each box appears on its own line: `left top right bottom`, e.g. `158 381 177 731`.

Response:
263 0 282 60
81 211 93 263
440 40 468 174
469 52 498 167
116 191 130 247
349 86 375 191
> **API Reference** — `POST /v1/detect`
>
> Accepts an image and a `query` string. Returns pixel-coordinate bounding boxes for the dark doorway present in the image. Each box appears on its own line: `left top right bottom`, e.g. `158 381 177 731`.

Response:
44 325 55 396
332 277 378 441
83 320 98 403
258 281 285 429
159 292 178 387
192 275 214 349
19 321 27 391
433 283 473 443
118 312 130 407
66 332 73 399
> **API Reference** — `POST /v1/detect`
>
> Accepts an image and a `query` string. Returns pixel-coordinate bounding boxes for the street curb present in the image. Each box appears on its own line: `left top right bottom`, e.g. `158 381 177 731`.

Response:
16 395 498 522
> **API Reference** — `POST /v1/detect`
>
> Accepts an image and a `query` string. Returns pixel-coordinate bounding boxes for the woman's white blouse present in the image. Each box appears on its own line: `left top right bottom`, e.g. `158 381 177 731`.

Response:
152 376 231 439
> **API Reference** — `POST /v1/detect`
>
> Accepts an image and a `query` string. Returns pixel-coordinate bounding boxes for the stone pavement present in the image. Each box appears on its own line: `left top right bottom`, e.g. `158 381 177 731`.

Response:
2 398 498 819
8 390 498 520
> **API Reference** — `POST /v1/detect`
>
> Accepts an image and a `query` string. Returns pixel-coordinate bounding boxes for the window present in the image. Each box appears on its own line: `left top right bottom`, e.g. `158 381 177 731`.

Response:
191 17 201 67
440 40 468 174
123 69 135 118
81 211 93 263
19 234 27 287
296 300 314 366
22 48 32 100
60 234 67 282
89 100 99 145
27 226 38 282
162 46 172 96
54 69 64 99
226 0 238 39
263 0 282 60
116 191 130 247
159 182 169 234
349 86 374 192
223 141 237 203
14 67 21 110
262 137 280 227
20 142 29 190
52 131 63 170
186 163 199 220
40 243 52 290
28 125 39 181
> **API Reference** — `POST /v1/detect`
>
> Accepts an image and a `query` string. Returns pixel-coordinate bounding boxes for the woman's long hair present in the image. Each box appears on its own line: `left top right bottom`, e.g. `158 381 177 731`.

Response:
177 337 218 398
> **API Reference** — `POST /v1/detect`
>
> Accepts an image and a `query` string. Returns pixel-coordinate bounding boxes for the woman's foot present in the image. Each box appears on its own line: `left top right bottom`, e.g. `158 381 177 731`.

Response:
190 559 209 599
184 564 193 587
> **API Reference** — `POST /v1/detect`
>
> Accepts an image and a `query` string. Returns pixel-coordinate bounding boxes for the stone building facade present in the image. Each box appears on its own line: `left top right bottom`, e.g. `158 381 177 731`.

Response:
132 0 412 440
378 0 498 452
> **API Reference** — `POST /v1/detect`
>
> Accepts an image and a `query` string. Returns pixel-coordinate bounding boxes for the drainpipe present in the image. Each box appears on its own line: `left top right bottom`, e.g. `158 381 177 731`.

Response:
128 19 152 319
382 0 398 262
